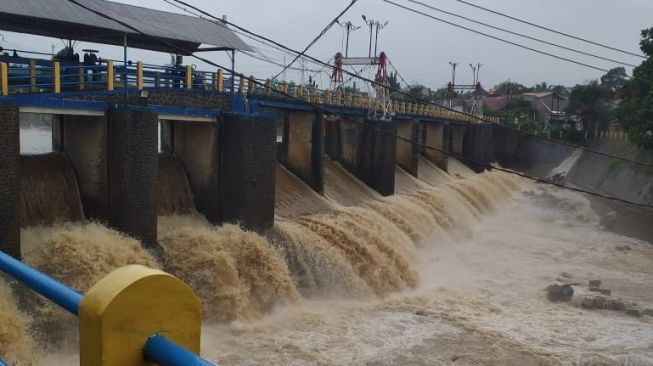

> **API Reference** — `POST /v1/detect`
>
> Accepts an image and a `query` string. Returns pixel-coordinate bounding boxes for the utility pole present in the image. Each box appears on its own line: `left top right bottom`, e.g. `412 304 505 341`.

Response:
469 63 483 84
374 21 388 57
469 63 477 84
362 15 374 58
341 21 360 58
449 61 458 86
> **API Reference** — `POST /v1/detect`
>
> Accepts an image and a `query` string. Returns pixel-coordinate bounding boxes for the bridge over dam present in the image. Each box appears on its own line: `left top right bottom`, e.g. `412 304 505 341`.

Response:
0 59 501 259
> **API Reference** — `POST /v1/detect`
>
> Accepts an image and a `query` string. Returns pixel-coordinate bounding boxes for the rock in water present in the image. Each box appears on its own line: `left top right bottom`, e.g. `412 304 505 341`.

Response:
546 284 574 302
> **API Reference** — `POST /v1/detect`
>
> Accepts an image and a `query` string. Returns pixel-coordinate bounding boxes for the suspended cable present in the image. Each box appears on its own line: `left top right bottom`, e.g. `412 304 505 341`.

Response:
405 0 642 69
450 0 646 59
272 0 359 80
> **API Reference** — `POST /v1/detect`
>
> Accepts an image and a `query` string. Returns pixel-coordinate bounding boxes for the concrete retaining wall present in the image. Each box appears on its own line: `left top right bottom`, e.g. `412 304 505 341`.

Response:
220 113 277 232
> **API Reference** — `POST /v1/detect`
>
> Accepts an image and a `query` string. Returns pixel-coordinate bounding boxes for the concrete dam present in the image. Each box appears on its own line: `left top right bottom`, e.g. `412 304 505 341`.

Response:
3 85 653 364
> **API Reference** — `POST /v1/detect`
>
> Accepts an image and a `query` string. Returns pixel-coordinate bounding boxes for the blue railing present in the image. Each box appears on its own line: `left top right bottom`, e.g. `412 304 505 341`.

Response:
0 251 215 366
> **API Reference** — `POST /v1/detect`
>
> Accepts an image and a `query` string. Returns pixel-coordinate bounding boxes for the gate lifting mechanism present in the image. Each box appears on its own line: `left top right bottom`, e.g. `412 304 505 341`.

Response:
330 51 393 121
446 81 485 121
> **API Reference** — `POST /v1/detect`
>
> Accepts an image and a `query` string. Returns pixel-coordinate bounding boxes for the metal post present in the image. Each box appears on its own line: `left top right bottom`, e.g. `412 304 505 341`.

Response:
123 33 128 90
374 24 380 57
345 23 351 58
368 23 373 57
231 49 236 93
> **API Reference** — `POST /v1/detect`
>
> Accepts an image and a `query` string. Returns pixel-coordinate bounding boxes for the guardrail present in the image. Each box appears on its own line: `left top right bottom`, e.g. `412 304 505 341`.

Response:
0 251 215 366
0 54 500 123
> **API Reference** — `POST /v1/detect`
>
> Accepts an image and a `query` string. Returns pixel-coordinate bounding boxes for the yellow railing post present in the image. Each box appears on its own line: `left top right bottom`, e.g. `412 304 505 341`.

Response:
248 75 255 95
0 62 8 96
215 69 224 92
325 90 332 105
53 61 61 94
281 81 288 95
264 79 272 97
185 65 192 89
136 61 144 90
239 74 245 95
336 90 342 106
78 65 85 91
107 60 115 91
29 59 37 93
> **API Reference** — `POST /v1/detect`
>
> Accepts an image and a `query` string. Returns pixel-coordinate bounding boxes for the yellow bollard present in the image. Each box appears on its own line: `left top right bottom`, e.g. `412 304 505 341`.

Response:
0 62 8 96
310 86 317 103
346 93 353 107
79 66 85 91
53 61 61 94
29 59 37 93
107 60 114 91
325 90 332 105
297 84 304 99
239 74 245 95
79 265 201 366
248 75 255 95
215 69 224 92
136 62 144 90
264 79 272 97
185 65 192 89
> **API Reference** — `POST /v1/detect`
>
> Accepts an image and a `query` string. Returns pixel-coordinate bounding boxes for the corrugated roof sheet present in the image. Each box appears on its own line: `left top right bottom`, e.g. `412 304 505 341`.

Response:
0 0 250 53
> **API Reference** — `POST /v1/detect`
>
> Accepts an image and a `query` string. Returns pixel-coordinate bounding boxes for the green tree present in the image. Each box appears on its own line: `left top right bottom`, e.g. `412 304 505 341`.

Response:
618 28 653 149
601 67 628 94
388 71 401 91
493 80 529 96
566 80 614 138
533 81 550 92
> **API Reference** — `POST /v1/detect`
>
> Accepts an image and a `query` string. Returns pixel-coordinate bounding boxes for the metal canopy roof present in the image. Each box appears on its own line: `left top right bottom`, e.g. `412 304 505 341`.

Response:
0 0 251 54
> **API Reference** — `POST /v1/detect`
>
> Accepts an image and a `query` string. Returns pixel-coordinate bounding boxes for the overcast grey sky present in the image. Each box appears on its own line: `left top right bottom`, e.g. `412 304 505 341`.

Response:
2 0 652 90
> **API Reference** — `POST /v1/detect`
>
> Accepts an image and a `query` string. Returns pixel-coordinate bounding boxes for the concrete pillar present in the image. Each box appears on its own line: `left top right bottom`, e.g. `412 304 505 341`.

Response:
279 110 325 194
395 119 419 177
107 106 159 247
422 122 449 172
219 113 276 233
359 119 397 196
462 123 495 173
0 104 20 258
171 121 221 223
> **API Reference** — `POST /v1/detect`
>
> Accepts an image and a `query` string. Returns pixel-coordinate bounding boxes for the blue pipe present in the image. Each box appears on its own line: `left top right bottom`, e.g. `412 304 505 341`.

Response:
0 357 7 366
143 335 215 366
0 251 83 316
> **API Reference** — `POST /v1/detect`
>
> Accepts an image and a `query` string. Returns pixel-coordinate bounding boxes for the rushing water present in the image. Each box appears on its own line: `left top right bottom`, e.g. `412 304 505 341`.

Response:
3 126 652 365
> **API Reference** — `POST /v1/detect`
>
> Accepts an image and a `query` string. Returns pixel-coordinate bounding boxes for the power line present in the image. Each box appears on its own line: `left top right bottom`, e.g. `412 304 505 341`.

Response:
59 0 653 210
382 0 613 75
451 0 646 60
272 0 358 80
387 58 411 89
405 0 642 69
155 0 653 168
